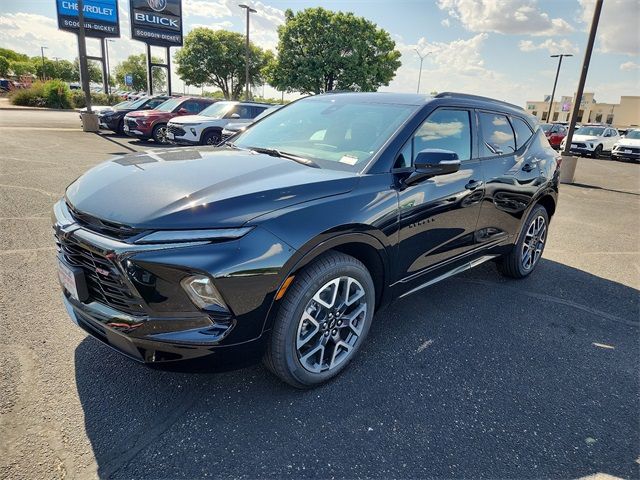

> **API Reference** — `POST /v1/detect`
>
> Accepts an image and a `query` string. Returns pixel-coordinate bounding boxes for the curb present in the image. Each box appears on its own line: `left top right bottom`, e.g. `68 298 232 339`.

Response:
0 106 81 112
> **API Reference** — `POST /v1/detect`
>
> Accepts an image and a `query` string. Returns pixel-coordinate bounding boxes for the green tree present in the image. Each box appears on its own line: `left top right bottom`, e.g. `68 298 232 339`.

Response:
113 54 166 91
0 56 9 77
175 28 269 100
9 60 35 76
0 48 29 63
269 8 401 94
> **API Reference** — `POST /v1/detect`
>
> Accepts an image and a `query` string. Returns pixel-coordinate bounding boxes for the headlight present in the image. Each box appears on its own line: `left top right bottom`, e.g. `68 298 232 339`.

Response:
135 227 253 244
181 274 226 309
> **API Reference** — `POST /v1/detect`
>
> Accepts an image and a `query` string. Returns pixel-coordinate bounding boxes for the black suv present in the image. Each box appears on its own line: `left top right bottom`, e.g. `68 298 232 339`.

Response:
53 92 559 388
98 95 171 134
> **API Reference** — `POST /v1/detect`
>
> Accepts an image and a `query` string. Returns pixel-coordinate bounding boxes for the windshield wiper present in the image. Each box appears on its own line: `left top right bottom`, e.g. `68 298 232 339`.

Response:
249 147 320 168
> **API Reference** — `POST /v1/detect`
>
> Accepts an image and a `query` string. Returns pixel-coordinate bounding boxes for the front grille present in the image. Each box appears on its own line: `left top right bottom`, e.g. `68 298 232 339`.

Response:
66 203 141 240
573 143 587 148
168 125 185 137
55 232 146 316
616 146 640 154
126 119 137 129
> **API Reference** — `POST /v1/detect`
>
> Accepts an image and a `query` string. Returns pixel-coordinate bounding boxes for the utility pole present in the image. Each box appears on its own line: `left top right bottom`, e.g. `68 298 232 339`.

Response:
40 46 48 81
563 0 603 156
76 0 92 113
414 49 431 94
545 53 572 122
239 4 256 101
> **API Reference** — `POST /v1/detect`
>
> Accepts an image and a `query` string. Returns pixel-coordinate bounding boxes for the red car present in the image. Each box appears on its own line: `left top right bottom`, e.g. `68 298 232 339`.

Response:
123 96 216 144
541 123 567 149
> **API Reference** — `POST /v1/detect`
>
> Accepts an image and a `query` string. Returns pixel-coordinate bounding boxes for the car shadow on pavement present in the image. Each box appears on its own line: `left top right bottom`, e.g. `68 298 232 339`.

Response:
73 259 639 479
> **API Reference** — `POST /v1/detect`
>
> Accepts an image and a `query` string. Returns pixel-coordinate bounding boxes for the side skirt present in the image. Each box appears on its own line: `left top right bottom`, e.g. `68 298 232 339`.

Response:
397 254 500 299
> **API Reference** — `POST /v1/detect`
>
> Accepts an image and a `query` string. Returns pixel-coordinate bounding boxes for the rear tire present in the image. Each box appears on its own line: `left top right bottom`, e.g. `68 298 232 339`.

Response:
264 251 375 388
497 204 549 279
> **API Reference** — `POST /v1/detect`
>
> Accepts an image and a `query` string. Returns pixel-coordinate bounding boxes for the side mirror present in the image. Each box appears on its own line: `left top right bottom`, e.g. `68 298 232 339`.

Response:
177 107 188 115
404 149 460 186
230 113 241 119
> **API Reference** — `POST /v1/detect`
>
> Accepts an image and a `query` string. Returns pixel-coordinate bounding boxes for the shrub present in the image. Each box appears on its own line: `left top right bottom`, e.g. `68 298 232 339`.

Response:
42 79 71 109
10 81 46 107
70 90 123 108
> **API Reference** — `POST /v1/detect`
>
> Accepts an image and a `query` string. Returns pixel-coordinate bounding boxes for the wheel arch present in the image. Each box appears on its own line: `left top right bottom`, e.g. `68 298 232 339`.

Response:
536 193 556 218
261 231 391 334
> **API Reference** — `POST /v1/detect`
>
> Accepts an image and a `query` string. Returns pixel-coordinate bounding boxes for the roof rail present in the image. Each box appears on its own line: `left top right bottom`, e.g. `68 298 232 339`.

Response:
435 92 524 111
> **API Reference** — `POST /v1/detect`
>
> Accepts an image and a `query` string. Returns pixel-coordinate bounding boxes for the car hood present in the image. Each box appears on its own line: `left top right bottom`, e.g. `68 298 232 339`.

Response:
224 120 252 131
65 147 358 230
616 138 640 147
170 115 221 125
126 109 165 118
571 134 601 142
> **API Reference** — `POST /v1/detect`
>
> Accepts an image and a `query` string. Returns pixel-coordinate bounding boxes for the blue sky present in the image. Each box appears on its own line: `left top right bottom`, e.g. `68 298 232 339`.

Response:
1 0 638 105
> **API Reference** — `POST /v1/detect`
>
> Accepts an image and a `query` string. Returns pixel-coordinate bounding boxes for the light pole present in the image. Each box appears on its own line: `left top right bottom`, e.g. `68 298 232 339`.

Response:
239 4 256 100
105 39 115 94
40 46 48 81
414 49 431 94
545 53 572 122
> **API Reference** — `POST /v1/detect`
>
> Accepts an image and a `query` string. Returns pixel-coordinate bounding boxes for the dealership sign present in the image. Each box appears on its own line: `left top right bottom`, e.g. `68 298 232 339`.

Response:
130 0 183 47
56 0 120 38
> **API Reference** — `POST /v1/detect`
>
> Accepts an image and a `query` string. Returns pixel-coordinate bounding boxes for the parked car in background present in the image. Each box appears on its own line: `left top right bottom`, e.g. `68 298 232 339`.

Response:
220 105 283 144
53 92 559 388
612 128 640 162
124 96 216 144
540 122 567 149
167 101 272 146
561 124 619 157
98 95 171 134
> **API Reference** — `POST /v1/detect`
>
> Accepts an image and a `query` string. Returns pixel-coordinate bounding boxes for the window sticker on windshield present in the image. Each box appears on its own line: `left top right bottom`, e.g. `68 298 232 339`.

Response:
339 155 358 165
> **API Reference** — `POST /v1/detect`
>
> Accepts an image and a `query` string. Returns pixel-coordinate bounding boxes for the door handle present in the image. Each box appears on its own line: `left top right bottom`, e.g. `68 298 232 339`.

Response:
522 164 535 172
465 180 483 190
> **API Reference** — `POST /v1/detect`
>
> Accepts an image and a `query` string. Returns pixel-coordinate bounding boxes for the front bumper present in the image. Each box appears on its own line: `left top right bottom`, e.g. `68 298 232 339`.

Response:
612 148 640 162
52 200 295 367
63 294 265 365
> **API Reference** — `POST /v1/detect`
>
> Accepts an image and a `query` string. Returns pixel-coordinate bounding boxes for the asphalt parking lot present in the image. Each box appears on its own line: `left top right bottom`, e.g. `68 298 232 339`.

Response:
1 107 638 479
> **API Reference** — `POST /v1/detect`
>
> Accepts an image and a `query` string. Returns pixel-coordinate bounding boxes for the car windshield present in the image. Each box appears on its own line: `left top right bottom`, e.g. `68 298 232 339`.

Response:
199 102 235 118
575 126 605 136
232 97 417 171
624 129 640 139
155 97 182 112
254 105 282 121
124 97 148 109
540 123 552 132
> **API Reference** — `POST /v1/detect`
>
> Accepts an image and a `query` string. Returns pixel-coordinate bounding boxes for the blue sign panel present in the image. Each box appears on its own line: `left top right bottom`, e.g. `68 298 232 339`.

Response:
124 74 133 86
56 0 120 38
130 0 183 47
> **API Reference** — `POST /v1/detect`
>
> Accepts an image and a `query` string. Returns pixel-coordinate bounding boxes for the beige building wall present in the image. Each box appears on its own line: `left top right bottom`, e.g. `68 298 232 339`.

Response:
525 93 640 128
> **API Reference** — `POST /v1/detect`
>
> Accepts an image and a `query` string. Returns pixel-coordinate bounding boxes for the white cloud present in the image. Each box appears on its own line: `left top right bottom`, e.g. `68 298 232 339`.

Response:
620 61 639 71
441 18 450 27
578 0 640 56
519 38 578 54
384 33 532 106
183 0 232 18
437 0 574 36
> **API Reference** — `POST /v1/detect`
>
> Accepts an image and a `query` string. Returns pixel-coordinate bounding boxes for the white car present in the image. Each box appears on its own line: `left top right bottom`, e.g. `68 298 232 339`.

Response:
612 128 640 162
166 101 271 146
561 124 620 157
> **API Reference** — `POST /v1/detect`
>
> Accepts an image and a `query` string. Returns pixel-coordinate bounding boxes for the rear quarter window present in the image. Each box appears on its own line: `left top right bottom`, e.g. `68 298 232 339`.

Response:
510 116 534 149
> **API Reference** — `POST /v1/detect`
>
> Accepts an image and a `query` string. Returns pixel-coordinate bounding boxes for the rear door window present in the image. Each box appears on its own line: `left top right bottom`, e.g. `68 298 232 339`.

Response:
510 116 534 149
479 112 516 156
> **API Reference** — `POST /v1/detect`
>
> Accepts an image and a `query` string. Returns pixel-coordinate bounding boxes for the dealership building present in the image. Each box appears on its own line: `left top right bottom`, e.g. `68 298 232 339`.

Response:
525 93 639 128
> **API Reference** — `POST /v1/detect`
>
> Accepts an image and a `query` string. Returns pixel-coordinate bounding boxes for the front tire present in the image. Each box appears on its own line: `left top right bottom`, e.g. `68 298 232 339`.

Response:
152 124 169 144
264 251 375 388
201 130 221 146
497 204 549 279
592 144 603 158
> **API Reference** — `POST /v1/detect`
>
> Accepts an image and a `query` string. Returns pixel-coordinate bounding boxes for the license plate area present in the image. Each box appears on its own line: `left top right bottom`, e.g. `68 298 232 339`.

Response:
58 258 89 302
